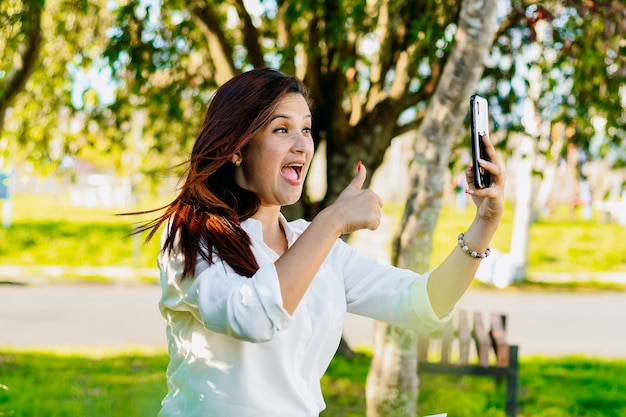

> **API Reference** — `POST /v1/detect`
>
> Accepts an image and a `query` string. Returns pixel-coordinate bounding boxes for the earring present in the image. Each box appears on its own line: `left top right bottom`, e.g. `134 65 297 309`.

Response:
235 160 242 167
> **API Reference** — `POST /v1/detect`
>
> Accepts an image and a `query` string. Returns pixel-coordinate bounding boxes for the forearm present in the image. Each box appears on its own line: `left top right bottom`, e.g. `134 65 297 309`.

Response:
427 217 499 318
274 209 341 314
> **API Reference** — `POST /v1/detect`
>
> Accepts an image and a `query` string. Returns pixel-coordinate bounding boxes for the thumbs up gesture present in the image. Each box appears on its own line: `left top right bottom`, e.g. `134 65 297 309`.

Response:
326 162 383 235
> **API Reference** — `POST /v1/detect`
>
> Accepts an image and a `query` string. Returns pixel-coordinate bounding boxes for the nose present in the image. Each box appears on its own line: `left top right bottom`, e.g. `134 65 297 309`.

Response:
293 131 313 153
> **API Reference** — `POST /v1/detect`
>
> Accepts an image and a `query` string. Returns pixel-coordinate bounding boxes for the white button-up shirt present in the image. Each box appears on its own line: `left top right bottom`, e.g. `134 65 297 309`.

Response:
158 215 454 417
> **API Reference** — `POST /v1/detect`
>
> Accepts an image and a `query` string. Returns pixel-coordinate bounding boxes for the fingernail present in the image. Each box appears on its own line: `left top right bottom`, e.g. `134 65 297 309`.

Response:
357 161 363 172
465 189 473 195
468 166 473 172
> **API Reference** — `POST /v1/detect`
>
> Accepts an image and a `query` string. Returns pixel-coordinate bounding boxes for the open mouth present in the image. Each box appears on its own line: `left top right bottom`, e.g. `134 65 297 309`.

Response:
281 163 303 182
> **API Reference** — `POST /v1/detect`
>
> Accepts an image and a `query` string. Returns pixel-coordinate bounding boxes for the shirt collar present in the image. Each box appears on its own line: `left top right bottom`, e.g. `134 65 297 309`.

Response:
241 213 298 247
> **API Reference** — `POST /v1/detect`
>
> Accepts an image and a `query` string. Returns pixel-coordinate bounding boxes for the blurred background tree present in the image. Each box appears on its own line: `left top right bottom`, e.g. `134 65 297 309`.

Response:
1 0 624 208
1 0 112 174
0 0 42 140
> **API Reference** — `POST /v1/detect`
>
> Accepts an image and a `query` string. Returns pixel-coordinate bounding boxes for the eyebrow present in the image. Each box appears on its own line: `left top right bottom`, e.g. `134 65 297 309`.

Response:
270 113 312 122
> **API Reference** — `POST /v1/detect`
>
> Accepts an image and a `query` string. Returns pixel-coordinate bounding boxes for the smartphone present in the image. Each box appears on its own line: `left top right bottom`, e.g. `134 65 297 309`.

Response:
470 94 491 189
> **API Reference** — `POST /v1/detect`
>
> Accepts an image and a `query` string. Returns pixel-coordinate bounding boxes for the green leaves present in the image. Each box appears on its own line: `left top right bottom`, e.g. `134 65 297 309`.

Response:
1 0 624 188
483 2 625 166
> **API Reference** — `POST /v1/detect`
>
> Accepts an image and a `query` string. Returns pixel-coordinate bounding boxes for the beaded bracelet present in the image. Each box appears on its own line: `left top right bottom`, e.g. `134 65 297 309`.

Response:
457 232 491 258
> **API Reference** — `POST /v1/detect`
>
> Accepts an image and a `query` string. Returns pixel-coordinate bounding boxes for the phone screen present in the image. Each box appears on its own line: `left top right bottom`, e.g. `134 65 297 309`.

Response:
470 95 491 188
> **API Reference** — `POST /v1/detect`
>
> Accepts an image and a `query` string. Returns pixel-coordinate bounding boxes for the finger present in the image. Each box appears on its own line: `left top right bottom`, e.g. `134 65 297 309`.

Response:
465 165 476 189
479 134 506 183
478 158 505 185
481 133 499 164
348 161 366 189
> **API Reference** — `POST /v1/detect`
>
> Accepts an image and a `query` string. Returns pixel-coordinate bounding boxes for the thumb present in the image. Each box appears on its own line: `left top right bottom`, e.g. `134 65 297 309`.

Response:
348 161 366 189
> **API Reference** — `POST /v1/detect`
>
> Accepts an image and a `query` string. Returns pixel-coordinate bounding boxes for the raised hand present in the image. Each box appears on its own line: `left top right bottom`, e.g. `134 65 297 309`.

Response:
326 162 384 235
465 134 506 224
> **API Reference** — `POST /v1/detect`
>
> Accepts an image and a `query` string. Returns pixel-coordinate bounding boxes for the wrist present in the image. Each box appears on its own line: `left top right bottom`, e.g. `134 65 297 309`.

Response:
460 220 498 254
312 207 344 238
469 215 500 238
457 232 491 258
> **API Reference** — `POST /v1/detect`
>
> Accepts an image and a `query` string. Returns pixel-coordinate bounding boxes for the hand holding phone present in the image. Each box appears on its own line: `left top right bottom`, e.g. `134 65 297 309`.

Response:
470 94 492 189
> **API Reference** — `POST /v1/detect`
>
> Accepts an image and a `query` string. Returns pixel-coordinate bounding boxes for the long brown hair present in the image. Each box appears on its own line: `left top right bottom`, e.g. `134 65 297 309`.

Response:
137 68 311 279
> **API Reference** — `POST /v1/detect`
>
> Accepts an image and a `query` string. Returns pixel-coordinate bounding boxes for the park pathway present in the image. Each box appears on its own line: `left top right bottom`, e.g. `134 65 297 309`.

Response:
1 282 625 358
2 211 625 357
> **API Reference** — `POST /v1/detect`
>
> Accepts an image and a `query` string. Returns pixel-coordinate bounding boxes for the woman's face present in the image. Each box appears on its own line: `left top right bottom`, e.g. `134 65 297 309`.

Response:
233 93 314 208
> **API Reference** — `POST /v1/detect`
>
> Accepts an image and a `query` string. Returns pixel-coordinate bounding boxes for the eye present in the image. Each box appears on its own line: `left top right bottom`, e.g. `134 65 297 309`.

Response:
274 127 288 133
303 126 312 134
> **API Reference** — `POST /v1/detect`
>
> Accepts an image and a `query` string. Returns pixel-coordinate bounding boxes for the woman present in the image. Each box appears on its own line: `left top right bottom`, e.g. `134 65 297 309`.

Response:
142 68 505 416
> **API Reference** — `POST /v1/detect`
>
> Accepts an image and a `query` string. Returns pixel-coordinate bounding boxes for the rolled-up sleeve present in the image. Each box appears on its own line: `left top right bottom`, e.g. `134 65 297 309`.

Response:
158 239 294 343
408 269 456 334
339 240 455 334
252 263 293 330
195 262 293 342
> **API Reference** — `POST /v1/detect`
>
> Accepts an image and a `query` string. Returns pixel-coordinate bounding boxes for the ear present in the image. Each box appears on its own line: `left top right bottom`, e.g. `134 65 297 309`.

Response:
230 151 242 165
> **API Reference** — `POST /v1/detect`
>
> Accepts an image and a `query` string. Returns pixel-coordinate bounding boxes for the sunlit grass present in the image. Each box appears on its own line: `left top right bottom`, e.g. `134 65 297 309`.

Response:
527 217 626 273
1 194 165 272
1 194 625 282
416 202 625 275
1 348 625 417
0 349 168 417
0 221 161 270
8 193 169 223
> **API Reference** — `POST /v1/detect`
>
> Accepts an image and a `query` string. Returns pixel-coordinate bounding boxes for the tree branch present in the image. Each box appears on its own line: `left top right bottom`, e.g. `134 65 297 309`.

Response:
365 0 394 111
233 0 265 67
392 110 426 137
0 0 43 135
493 7 526 40
0 1 43 108
189 1 237 84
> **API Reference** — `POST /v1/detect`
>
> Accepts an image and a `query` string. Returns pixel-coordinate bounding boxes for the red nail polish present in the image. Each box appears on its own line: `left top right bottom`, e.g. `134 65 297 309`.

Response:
357 161 362 172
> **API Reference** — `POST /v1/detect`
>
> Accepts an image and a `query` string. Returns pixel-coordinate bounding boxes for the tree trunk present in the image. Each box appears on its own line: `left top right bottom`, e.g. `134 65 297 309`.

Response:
509 133 535 283
510 21 545 283
533 125 565 219
365 0 499 415
0 1 43 138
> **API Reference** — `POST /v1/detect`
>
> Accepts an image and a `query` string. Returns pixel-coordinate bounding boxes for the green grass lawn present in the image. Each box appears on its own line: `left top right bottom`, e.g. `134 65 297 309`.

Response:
429 203 626 275
1 348 625 417
0 194 163 272
1 194 625 284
